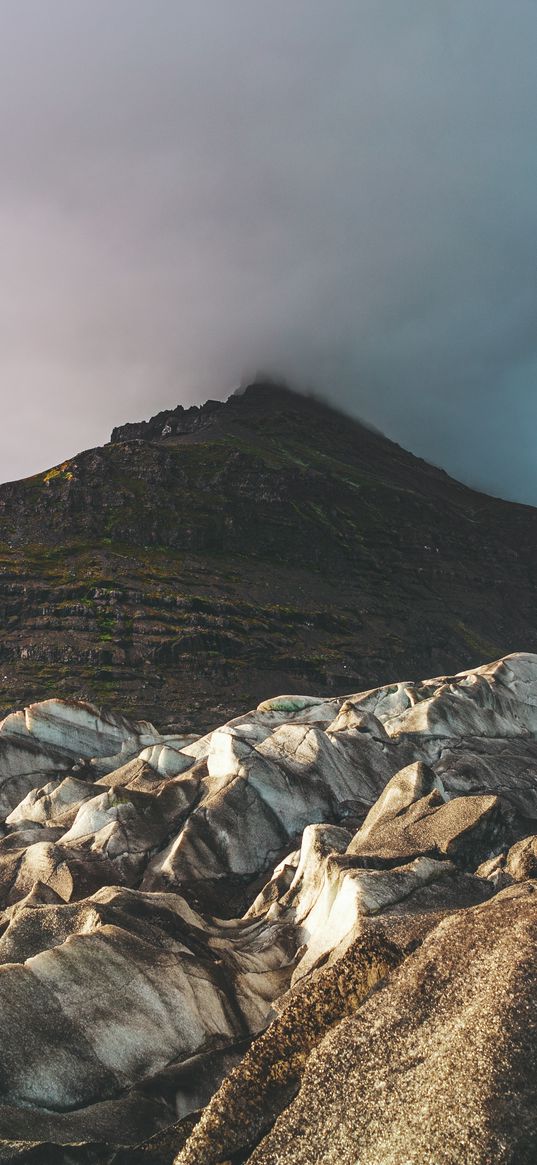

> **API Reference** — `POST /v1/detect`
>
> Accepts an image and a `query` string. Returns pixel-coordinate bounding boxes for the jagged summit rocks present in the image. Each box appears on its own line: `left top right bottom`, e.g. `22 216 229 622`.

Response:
2 380 537 725
0 654 535 1160
110 378 297 443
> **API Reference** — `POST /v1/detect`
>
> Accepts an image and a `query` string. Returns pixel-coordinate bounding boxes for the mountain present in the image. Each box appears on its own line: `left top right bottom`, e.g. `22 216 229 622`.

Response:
0 380 536 729
0 654 535 1162
2 390 537 1162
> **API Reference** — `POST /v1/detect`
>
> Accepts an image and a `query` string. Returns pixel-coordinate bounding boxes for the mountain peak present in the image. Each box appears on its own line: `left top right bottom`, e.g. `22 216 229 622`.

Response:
0 373 536 728
110 378 343 445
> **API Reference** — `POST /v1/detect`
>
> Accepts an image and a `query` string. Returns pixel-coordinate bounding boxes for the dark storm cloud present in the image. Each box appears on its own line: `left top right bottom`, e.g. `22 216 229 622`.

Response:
0 0 537 500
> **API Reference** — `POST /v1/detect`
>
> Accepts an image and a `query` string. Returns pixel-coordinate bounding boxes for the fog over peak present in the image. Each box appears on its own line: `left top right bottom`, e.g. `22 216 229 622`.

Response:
1 1 537 502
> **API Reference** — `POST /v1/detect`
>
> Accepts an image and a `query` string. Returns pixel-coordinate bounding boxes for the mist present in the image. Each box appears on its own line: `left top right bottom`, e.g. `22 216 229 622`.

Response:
1 1 537 502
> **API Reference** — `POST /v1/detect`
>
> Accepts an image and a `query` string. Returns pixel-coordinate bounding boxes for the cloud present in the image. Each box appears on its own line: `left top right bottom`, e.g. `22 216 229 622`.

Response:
0 0 536 501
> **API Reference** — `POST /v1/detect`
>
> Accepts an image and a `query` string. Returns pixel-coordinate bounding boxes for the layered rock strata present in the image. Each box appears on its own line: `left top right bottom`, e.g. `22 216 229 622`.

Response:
2 382 537 727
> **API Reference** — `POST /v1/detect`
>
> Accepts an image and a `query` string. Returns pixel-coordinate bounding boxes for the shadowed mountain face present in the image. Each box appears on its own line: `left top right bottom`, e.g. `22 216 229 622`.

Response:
0 381 536 728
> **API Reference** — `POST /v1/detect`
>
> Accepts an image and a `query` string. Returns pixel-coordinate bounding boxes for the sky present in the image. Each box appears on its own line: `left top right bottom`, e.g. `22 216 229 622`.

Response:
1 1 537 502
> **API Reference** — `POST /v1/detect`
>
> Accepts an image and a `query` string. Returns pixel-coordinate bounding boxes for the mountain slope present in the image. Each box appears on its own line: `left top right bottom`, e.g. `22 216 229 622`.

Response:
0 381 535 728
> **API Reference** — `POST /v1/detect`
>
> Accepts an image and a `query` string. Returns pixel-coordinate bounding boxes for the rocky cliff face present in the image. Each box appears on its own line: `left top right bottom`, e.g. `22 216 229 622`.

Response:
0 382 537 727
0 653 536 1161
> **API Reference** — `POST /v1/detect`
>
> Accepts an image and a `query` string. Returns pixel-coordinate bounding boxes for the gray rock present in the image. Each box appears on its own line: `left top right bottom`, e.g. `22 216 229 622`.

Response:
505 834 537 880
347 790 512 871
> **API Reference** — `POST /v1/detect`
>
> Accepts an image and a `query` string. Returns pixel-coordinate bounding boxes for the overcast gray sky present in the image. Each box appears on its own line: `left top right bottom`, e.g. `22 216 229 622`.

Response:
1 0 537 501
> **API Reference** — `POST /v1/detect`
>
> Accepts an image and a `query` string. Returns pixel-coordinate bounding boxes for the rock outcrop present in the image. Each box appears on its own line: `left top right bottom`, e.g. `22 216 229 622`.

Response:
0 653 535 1160
240 884 537 1165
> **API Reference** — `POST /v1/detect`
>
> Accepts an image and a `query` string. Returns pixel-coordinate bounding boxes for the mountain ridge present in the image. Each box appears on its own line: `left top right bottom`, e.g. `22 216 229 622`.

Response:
0 380 535 728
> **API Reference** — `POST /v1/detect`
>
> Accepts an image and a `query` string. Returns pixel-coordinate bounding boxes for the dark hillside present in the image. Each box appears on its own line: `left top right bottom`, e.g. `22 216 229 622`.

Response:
0 382 535 728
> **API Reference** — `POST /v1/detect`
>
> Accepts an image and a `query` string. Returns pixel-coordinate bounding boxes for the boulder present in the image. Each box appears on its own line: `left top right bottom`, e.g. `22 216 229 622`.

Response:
347 790 512 871
506 835 537 880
